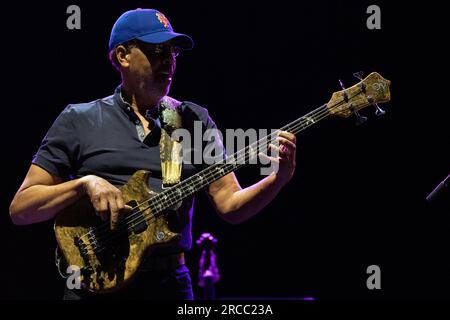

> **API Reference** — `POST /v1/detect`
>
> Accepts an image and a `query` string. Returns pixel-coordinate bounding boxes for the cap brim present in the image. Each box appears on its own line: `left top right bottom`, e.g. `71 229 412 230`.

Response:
137 31 194 50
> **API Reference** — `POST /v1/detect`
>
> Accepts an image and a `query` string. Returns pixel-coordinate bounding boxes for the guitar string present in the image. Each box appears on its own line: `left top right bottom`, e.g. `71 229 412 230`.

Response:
78 108 329 250
80 101 340 250
82 105 336 254
81 103 331 246
81 100 344 252
81 90 365 250
81 103 339 251
126 103 330 219
82 107 332 254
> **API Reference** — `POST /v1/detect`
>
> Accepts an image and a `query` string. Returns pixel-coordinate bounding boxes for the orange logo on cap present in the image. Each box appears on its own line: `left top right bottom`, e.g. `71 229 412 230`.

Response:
156 12 169 28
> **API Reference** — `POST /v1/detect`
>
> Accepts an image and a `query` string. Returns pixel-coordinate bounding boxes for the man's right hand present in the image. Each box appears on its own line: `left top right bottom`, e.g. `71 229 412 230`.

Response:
81 175 132 230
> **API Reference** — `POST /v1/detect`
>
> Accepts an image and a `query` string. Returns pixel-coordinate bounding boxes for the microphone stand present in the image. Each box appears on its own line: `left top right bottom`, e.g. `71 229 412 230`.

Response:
426 174 450 203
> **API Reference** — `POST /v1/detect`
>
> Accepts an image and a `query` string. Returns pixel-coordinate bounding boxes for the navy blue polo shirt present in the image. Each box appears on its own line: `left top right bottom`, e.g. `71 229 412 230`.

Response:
32 86 223 252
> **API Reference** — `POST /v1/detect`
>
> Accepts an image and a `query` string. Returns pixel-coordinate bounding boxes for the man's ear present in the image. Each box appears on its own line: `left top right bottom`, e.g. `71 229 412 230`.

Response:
116 45 131 68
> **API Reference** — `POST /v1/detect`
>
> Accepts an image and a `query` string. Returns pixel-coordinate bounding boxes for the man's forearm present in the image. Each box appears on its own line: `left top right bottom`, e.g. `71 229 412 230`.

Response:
222 172 286 224
9 178 86 225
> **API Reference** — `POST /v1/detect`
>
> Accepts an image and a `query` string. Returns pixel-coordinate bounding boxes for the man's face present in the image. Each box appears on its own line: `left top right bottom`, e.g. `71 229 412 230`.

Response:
126 40 181 98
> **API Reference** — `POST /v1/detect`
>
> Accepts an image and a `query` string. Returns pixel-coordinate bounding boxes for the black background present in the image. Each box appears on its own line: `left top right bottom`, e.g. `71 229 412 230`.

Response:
1 0 449 301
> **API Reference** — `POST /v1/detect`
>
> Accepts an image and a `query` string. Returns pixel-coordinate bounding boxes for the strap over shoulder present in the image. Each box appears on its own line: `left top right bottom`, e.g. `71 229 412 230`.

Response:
158 96 183 188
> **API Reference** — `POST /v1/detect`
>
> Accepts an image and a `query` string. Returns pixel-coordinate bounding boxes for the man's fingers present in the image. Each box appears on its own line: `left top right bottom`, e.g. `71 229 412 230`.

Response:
117 205 133 224
266 143 291 161
115 193 125 211
110 195 132 231
97 198 109 221
258 151 280 165
268 143 280 154
123 204 133 213
269 141 291 159
109 198 120 231
278 131 296 143
277 137 296 152
93 193 133 232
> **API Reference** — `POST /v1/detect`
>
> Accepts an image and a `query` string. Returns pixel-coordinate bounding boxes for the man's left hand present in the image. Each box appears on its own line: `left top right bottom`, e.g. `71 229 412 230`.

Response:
267 131 297 187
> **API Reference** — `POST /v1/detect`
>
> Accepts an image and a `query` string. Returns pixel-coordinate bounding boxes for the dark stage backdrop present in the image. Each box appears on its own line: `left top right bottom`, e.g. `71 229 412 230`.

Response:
1 0 448 300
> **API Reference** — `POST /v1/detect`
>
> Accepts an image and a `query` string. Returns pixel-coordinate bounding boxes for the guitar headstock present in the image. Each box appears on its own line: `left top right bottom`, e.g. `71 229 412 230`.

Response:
327 72 391 118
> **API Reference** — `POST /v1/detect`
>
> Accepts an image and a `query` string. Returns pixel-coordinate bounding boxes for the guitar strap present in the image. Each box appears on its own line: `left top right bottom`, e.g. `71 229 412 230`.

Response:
158 96 183 188
55 97 185 278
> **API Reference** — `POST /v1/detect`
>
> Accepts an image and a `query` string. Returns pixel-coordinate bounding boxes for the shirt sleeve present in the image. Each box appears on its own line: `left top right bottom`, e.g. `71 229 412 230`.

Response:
180 101 227 169
32 105 80 180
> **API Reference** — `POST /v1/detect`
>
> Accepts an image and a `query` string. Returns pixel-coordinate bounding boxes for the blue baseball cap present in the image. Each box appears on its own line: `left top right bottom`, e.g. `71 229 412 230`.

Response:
108 9 194 52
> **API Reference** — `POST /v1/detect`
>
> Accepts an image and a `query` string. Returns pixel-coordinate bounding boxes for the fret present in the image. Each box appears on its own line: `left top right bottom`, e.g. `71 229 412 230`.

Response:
147 104 332 213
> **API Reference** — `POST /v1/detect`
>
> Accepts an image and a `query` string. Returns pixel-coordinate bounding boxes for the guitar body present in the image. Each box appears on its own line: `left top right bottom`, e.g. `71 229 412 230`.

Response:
52 72 391 295
54 170 180 293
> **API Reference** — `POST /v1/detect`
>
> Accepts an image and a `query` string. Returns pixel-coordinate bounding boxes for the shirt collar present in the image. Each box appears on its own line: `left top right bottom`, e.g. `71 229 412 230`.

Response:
113 85 160 121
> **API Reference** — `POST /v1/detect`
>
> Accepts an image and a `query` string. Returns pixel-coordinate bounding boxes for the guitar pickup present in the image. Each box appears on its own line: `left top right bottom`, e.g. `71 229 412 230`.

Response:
127 200 148 234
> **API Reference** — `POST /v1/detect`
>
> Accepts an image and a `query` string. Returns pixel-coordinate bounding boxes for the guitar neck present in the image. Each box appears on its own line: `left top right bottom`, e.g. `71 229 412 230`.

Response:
146 103 331 213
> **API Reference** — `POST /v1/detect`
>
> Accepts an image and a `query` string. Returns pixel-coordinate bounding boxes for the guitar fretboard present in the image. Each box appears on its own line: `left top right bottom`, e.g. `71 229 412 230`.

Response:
145 104 331 213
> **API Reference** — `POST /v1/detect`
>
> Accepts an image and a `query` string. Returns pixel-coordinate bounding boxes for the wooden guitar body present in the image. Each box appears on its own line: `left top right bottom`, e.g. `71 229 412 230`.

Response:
54 170 180 293
53 71 391 294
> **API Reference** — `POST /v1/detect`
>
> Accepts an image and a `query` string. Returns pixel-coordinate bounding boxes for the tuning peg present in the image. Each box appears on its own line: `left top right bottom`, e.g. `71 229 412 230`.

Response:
353 71 364 80
374 104 386 116
367 95 386 116
338 79 349 102
355 110 368 126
